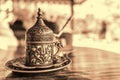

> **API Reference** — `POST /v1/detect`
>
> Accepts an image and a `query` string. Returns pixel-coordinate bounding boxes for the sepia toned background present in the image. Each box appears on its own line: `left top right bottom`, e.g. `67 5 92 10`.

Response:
1 0 120 53
0 0 120 79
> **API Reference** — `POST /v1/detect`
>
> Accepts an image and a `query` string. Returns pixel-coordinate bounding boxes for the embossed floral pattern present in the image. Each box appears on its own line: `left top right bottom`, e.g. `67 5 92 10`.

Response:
26 43 53 66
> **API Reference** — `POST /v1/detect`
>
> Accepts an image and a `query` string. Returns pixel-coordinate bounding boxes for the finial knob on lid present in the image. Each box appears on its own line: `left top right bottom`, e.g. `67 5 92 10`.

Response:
37 8 42 19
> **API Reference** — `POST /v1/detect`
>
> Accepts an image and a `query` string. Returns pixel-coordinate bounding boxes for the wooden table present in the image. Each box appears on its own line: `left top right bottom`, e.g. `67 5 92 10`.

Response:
1 46 120 80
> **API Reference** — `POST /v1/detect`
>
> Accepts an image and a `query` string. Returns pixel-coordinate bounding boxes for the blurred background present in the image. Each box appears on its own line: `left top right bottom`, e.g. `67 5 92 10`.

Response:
0 0 120 55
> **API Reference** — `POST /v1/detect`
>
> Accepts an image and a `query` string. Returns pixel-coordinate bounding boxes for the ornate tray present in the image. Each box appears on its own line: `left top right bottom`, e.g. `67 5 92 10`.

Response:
5 55 71 73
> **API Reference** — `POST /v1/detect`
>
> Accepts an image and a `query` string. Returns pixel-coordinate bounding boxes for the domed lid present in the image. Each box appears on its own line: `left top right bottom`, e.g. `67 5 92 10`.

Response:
26 8 54 42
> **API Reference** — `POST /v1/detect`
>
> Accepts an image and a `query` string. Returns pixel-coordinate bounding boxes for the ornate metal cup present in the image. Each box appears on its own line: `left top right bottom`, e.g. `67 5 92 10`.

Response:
26 41 62 68
25 9 62 68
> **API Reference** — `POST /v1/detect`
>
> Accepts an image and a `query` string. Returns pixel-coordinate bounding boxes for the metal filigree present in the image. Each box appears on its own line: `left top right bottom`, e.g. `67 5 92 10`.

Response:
25 8 62 67
26 43 53 66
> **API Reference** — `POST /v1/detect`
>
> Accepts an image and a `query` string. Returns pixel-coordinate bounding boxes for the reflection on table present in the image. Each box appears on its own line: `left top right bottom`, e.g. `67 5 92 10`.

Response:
0 47 120 80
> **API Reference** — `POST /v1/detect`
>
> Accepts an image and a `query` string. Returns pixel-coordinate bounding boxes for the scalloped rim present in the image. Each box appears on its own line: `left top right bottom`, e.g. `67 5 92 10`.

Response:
5 56 72 73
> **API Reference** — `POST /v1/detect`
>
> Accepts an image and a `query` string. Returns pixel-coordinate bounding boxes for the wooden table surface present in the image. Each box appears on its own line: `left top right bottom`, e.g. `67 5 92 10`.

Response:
0 46 120 80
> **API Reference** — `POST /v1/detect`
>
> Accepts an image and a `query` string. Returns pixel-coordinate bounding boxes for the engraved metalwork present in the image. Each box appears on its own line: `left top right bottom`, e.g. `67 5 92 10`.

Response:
25 8 62 67
26 43 53 66
26 9 54 42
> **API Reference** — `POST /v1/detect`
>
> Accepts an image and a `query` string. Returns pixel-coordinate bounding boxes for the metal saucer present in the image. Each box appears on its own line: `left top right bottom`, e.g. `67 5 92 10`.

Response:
5 55 71 73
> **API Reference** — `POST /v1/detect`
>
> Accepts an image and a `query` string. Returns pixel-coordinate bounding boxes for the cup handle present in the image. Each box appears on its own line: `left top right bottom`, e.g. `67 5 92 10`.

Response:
53 41 63 55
